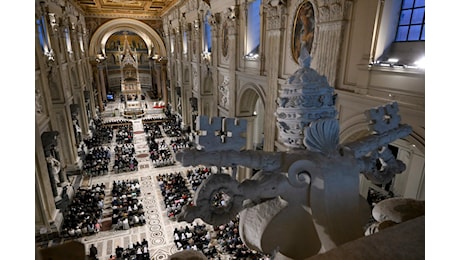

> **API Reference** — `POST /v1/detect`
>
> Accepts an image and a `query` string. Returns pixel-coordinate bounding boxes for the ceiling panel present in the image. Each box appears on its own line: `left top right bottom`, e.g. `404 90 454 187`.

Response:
73 0 178 19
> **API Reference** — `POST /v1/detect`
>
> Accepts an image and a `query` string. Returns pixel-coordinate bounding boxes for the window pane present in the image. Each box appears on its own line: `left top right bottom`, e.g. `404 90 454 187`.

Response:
408 25 422 41
65 28 72 52
246 0 261 55
411 8 424 24
204 12 212 52
396 26 409 41
399 10 412 25
37 19 45 51
402 0 414 9
421 24 425 40
414 0 425 8
183 31 187 54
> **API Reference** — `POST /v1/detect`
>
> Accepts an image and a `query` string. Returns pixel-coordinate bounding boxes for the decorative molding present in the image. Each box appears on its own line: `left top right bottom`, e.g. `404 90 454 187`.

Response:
218 76 230 109
221 21 229 60
263 0 287 31
36 86 44 115
192 65 199 92
316 0 353 22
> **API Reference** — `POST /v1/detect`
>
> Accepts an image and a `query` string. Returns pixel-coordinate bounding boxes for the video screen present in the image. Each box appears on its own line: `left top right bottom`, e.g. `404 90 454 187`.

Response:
107 94 114 100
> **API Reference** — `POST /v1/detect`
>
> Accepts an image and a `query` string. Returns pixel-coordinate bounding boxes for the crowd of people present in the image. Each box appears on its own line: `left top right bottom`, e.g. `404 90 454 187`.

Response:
61 183 105 239
113 144 138 173
102 119 132 126
149 139 175 168
143 120 176 168
162 120 185 138
186 167 212 191
171 216 271 259
115 124 134 145
169 136 191 153
143 122 163 141
82 146 111 176
142 115 167 124
213 216 270 259
157 172 193 219
108 239 150 260
81 118 115 176
111 179 146 230
85 118 114 148
173 223 218 258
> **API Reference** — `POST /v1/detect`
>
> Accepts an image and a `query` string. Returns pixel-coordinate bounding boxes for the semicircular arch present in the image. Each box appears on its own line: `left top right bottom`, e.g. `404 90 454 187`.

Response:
89 18 166 58
236 83 266 117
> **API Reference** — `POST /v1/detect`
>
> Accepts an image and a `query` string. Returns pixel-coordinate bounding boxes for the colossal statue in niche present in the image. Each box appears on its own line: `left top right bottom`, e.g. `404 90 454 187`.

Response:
174 45 412 258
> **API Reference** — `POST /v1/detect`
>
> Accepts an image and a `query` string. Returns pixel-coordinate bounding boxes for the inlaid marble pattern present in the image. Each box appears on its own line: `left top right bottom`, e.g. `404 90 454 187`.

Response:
71 111 199 259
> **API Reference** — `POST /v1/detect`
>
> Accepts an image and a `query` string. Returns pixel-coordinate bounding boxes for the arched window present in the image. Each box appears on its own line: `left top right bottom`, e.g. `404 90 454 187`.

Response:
183 30 188 54
64 27 72 53
36 16 50 54
204 11 212 53
245 0 261 60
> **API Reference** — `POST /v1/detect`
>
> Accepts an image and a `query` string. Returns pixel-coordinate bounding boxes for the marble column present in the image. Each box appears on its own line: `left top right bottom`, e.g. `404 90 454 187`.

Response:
160 60 169 103
92 63 105 113
239 116 256 181
78 90 90 136
98 64 107 105
227 13 238 118
53 105 78 172
209 14 220 118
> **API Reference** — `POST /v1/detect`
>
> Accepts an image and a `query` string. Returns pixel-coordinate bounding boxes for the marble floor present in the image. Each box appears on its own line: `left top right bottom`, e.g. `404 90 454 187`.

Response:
46 95 216 260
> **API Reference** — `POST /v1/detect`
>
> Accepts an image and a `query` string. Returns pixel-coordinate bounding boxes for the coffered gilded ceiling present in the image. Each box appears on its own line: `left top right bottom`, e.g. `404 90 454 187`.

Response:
72 0 179 19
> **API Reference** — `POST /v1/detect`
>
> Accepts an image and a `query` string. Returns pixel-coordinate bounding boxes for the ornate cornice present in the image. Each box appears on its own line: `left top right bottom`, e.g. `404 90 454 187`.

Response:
263 0 287 31
316 0 353 23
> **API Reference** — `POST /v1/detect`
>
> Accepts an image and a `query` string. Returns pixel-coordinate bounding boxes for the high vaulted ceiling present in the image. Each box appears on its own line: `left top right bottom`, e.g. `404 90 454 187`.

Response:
72 0 179 19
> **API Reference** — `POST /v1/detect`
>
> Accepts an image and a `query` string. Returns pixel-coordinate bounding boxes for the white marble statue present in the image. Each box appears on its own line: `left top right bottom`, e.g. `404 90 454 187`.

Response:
46 155 61 184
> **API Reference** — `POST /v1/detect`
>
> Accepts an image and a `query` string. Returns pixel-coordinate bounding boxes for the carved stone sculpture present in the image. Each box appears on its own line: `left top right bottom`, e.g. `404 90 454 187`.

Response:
46 155 61 184
175 45 412 259
365 197 425 236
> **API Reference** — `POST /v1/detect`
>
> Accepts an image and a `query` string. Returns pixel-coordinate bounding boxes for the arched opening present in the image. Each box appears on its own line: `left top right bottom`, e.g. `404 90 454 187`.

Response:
237 86 265 150
88 18 166 58
237 85 266 178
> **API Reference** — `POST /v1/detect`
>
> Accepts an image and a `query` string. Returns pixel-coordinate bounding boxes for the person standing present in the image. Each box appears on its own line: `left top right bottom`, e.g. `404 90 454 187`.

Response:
89 244 98 260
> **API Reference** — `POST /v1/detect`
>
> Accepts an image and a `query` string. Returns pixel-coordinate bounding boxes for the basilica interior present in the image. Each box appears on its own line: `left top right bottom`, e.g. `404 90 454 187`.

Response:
35 0 425 259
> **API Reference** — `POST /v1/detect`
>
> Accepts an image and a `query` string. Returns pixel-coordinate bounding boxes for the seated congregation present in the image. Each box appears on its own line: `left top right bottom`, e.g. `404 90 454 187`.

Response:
157 171 193 219
111 179 146 230
61 183 105 238
144 121 176 168
108 239 150 260
113 143 139 173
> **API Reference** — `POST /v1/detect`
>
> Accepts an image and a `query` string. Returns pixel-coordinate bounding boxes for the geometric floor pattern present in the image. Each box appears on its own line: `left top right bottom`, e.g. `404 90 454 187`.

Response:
65 107 209 259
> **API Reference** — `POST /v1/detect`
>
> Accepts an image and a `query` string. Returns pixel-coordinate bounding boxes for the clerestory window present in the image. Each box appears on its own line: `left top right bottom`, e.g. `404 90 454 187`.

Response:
373 0 425 69
204 11 212 53
244 0 261 60
395 0 425 42
36 16 50 54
